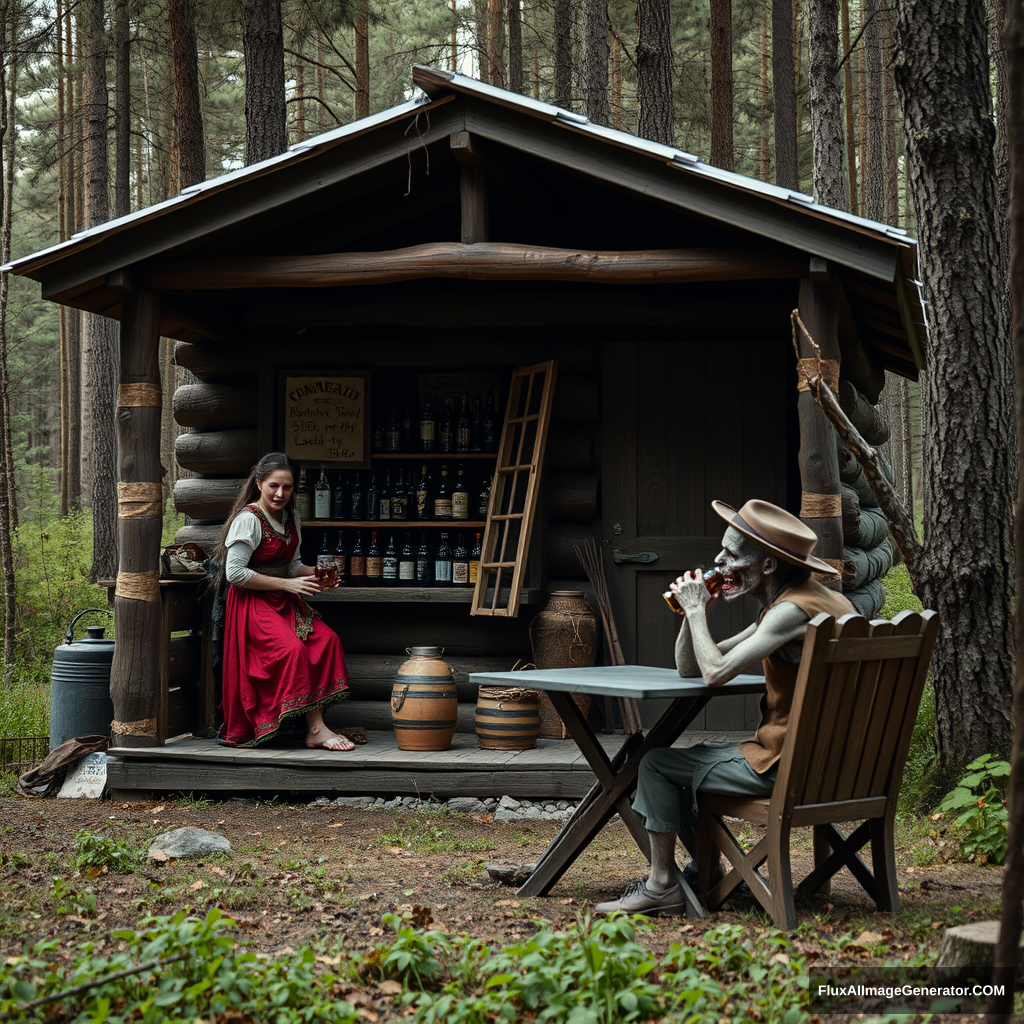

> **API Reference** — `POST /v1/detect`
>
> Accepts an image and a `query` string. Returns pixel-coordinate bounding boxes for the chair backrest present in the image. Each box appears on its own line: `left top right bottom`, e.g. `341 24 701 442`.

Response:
772 610 939 816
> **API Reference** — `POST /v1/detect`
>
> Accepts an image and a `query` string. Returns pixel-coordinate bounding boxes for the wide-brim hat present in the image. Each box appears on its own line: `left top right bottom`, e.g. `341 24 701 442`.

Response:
711 499 839 577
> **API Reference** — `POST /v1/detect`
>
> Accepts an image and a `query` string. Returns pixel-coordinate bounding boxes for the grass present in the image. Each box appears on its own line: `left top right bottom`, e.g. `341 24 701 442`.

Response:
380 815 494 855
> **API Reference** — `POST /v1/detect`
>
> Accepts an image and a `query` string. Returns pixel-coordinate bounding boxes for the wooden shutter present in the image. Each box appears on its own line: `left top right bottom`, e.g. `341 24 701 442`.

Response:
471 360 558 617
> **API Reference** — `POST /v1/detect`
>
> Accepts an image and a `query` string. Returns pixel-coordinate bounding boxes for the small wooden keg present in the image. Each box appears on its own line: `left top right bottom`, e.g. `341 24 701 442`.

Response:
391 646 458 751
475 688 541 750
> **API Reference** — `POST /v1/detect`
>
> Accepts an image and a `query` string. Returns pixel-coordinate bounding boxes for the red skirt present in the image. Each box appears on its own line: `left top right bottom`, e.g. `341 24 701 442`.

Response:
220 588 349 747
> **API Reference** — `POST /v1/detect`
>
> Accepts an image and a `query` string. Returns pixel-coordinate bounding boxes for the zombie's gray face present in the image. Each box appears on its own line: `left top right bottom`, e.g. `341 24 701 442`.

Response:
714 526 773 600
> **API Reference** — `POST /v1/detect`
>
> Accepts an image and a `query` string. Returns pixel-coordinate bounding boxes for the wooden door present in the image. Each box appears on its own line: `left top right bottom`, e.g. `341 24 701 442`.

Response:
601 336 793 731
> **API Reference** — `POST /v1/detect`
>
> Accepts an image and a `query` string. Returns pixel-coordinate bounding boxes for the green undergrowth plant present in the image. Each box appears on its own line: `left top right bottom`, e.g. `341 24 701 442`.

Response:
70 829 141 875
379 816 492 855
935 753 1010 864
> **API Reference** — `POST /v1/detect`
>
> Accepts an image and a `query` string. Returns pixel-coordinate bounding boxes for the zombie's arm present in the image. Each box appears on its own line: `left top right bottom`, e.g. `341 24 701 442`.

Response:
676 618 756 676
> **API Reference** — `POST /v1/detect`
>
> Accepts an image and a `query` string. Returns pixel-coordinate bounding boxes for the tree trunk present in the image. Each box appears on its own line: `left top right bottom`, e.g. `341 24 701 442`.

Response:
879 372 912 509
772 0 798 188
993 0 1010 292
611 31 623 127
355 3 369 119
760 10 769 179
1 0 19 532
636 0 673 144
893 0 1015 775
64 4 82 513
808 0 846 207
507 0 523 92
583 0 609 124
488 0 504 88
113 0 129 218
316 37 327 130
475 0 490 82
242 0 287 164
58 0 70 516
861 0 885 220
841 0 858 212
170 0 205 191
553 0 571 107
709 0 733 170
82 0 119 583
881 6 898 224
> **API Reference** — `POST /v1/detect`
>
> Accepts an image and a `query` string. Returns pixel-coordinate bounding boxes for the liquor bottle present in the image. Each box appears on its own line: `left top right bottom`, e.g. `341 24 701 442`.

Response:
452 532 470 586
456 395 471 452
476 475 492 519
471 396 483 452
434 531 453 586
378 469 392 521
294 469 312 521
398 532 416 586
401 397 415 451
366 530 383 584
415 464 434 521
469 531 482 585
314 467 331 520
331 472 347 520
349 530 367 586
663 567 725 615
319 530 332 559
433 464 452 520
415 533 432 585
438 396 454 453
365 472 380 522
420 392 436 452
334 529 348 586
391 469 409 520
382 533 399 585
482 391 499 452
451 463 469 520
349 472 365 520
385 407 401 452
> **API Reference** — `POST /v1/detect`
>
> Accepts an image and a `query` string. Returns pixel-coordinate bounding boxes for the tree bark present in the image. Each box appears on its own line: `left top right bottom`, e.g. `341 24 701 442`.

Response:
488 0 504 88
808 0 846 207
879 371 912 509
507 0 523 93
760 11 769 179
636 0 673 144
881 6 898 224
170 0 205 191
242 0 287 164
553 0 571 107
113 0 129 218
355 3 369 119
709 0 733 170
1 0 18 533
772 0 798 188
841 0 858 212
861 0 885 220
583 0 609 125
893 0 1015 774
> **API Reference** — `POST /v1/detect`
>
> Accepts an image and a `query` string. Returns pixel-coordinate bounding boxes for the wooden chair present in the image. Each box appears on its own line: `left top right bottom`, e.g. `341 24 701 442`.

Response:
696 609 939 931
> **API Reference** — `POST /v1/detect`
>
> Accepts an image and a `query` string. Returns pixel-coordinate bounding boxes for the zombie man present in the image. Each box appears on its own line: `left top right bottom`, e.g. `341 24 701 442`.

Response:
596 499 854 916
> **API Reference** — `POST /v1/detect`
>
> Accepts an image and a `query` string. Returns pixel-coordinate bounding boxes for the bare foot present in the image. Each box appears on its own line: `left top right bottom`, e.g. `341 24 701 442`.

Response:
305 727 355 751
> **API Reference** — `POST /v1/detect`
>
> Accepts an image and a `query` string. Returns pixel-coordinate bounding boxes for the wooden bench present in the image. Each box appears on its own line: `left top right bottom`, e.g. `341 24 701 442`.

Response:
696 609 939 930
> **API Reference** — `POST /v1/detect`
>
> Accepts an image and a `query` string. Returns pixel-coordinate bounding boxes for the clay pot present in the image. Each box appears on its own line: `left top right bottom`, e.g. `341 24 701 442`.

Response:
391 646 458 751
475 688 541 750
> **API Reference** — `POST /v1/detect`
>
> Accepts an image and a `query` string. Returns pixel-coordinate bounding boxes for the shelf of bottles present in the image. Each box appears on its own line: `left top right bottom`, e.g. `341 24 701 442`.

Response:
293 382 503 596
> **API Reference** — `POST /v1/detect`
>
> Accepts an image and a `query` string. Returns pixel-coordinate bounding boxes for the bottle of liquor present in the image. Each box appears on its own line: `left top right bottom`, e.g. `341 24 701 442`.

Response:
401 397 415 451
438 396 454 453
415 533 432 585
382 533 399 585
434 531 453 586
319 530 332 559
415 465 434 521
451 463 469 521
391 469 408 520
331 471 347 520
456 395 471 452
420 392 436 452
398 531 416 586
349 530 367 586
349 472 365 520
385 407 401 452
469 531 482 584
378 469 392 521
452 532 470 586
471 396 483 452
476 474 492 519
366 530 383 584
334 529 348 586
483 391 499 452
365 471 380 522
314 467 331 520
433 464 452 520
662 567 725 615
294 469 312 521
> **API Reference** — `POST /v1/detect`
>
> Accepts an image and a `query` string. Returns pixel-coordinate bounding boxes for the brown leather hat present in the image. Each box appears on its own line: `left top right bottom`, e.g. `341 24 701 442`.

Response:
711 498 839 577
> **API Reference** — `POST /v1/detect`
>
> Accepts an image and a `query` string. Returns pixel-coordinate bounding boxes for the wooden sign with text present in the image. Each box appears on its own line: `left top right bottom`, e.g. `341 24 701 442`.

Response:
282 372 370 465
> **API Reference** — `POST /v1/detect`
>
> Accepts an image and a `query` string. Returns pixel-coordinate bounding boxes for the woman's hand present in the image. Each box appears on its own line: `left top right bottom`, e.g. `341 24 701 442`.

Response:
671 569 711 614
280 575 321 597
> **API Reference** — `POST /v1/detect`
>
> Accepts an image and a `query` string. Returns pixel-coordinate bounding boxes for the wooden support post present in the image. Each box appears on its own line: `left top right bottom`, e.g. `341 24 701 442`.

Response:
110 289 165 748
796 271 844 587
451 131 489 243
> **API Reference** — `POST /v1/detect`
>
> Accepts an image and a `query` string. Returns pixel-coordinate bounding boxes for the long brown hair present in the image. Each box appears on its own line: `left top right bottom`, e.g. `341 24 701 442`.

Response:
213 452 296 581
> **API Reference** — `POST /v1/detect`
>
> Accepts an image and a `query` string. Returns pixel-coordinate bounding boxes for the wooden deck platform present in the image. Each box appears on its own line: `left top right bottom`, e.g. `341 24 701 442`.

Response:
106 730 746 801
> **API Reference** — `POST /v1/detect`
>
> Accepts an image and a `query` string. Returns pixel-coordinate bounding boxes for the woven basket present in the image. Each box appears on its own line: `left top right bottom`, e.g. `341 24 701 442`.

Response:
537 692 592 739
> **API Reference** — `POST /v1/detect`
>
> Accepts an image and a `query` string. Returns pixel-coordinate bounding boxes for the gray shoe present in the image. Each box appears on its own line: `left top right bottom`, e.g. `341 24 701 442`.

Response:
594 878 686 916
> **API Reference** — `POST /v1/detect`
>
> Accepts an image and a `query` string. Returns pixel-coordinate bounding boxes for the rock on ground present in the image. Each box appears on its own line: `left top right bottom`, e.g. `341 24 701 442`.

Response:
148 827 232 860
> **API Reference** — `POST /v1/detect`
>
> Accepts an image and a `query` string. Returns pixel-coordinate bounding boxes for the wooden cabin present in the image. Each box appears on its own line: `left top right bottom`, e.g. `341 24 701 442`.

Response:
5 68 925 798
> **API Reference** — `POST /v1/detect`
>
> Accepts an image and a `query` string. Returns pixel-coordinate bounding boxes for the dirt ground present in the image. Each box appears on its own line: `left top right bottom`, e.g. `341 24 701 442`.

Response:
0 795 1012 1021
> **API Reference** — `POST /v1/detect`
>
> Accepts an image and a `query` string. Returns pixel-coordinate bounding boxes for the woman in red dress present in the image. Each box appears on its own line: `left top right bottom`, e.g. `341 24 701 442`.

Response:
216 452 352 749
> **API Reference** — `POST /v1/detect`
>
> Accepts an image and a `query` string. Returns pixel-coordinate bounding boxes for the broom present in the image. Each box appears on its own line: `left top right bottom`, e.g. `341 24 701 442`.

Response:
574 538 644 734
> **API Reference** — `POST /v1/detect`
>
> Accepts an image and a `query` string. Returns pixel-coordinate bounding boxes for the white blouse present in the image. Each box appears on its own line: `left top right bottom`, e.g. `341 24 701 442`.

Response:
224 508 303 586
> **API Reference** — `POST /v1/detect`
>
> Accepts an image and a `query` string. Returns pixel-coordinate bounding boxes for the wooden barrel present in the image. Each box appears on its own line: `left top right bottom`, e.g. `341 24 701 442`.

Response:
475 688 541 750
391 646 458 751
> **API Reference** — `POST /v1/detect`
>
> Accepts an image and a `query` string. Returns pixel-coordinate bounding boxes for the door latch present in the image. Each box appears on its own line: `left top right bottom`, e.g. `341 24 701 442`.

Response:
612 550 659 564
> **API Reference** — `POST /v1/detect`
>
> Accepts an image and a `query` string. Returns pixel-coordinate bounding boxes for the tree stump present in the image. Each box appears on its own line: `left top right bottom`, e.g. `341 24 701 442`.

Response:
933 921 1024 984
